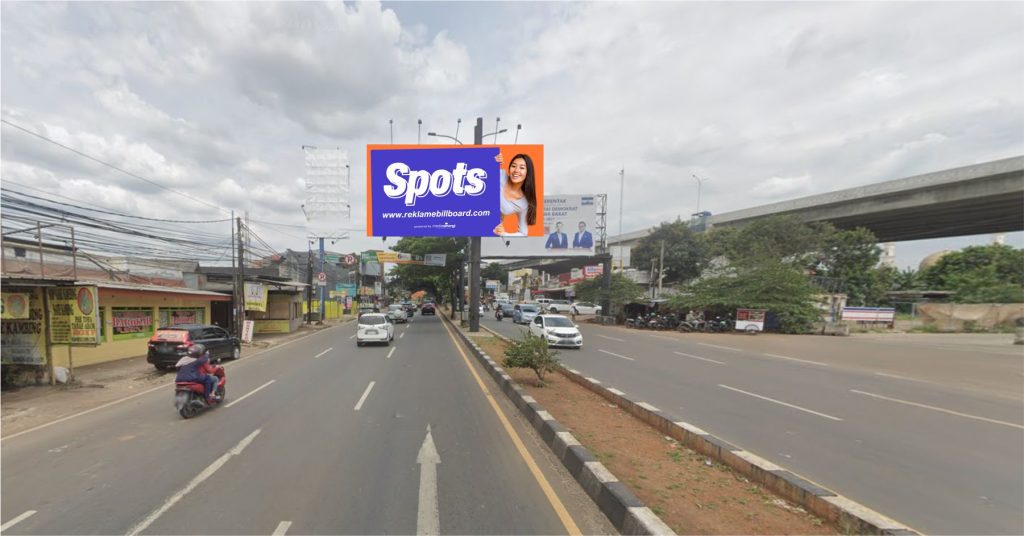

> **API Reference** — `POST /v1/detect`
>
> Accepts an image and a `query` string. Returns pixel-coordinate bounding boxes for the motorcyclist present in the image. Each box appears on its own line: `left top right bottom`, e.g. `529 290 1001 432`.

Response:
175 344 220 404
495 306 504 320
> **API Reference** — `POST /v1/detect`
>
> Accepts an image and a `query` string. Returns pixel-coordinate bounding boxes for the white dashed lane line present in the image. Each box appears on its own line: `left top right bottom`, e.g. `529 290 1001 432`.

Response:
850 389 1024 430
225 380 276 409
597 349 635 361
354 381 376 411
314 347 333 359
763 353 830 367
387 347 396 359
698 342 742 352
719 384 843 421
1 510 37 532
272 521 292 535
673 351 725 365
595 334 625 342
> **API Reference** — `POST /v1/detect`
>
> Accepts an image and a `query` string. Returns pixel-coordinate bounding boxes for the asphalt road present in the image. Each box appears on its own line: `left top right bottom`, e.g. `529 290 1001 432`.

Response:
0 315 614 535
484 315 1024 535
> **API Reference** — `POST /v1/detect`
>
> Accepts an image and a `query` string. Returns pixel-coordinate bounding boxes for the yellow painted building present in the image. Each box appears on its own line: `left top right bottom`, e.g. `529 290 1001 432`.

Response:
1 282 231 370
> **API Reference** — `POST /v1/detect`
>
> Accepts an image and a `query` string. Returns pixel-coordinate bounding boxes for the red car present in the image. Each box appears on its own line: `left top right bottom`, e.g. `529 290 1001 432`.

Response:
421 302 436 315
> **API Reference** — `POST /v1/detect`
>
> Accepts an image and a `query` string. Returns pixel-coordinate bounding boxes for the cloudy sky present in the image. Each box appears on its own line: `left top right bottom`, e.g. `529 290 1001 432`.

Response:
2 1 1022 269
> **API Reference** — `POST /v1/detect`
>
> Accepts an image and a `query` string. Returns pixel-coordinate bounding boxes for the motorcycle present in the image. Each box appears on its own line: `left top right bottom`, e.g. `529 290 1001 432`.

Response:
174 365 226 419
495 308 504 321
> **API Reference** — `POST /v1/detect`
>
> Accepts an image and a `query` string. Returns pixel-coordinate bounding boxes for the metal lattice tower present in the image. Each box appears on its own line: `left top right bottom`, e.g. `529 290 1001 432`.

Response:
303 147 350 231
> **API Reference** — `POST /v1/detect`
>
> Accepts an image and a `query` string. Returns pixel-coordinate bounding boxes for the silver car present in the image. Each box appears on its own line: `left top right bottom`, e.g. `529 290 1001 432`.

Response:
513 303 540 324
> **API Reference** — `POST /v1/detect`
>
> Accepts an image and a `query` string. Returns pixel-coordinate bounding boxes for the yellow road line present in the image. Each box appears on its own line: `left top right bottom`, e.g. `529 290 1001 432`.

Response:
440 319 581 535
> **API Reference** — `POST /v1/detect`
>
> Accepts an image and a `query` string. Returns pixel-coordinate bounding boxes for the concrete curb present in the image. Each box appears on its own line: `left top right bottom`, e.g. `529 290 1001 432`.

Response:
555 367 921 535
447 318 674 535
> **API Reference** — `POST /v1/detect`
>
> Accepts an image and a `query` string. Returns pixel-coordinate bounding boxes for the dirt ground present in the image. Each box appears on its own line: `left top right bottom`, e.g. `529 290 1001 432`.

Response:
477 337 838 535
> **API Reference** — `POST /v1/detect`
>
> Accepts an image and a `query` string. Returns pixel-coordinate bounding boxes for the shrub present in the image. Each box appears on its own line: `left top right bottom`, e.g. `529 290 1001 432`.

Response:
503 332 560 384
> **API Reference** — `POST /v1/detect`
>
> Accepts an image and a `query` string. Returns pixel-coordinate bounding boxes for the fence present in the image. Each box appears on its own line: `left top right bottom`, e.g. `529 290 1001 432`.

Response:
917 303 1024 331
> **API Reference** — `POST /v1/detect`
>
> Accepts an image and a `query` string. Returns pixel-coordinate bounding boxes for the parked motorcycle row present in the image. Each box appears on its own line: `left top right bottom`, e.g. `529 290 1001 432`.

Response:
625 313 733 333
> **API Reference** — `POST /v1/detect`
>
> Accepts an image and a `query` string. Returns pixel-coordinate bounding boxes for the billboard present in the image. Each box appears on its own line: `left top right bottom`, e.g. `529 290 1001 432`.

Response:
482 195 597 257
366 145 544 237
244 282 269 312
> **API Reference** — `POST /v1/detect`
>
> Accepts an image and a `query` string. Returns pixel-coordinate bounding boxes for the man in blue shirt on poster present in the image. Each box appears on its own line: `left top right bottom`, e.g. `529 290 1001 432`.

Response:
572 221 593 249
545 221 568 249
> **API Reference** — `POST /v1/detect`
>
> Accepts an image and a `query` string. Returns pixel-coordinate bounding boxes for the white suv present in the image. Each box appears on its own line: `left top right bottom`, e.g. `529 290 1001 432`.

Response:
546 300 573 313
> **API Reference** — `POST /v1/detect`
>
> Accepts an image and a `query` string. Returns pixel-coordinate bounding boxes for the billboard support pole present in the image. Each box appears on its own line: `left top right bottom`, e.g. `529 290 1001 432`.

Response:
319 237 326 323
468 117 484 332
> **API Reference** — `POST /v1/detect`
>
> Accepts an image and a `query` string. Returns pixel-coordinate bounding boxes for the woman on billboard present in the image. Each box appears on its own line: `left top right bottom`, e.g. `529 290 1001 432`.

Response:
492 153 537 236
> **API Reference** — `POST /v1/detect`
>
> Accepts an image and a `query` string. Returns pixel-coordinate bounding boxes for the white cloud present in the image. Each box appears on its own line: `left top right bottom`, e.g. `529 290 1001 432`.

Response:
2 1 1022 263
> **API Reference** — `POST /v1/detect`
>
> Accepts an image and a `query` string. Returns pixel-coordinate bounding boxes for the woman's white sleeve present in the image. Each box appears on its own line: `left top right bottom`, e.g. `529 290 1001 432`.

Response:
517 207 528 235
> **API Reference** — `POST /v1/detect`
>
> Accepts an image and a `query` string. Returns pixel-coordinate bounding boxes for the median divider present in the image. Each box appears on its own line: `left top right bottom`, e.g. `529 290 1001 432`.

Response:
480 324 918 535
447 317 674 535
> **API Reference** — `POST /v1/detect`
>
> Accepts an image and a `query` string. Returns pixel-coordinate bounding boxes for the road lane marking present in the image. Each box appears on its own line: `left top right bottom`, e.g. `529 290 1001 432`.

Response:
673 351 725 365
349 334 356 339
387 347 396 359
1 324 347 442
596 334 625 342
850 389 1024 430
400 332 405 339
763 353 830 367
417 425 441 535
354 381 376 411
126 429 261 536
272 521 292 535
698 342 741 352
719 384 843 421
439 318 581 535
225 380 276 409
314 347 333 359
598 349 635 361
874 372 933 384
1 510 36 531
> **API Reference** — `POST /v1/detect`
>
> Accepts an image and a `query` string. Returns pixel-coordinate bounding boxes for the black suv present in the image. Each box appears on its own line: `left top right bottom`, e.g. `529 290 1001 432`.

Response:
147 324 241 370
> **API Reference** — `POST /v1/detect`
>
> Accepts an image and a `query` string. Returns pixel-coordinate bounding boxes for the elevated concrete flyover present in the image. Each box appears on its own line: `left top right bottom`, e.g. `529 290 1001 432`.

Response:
709 156 1024 242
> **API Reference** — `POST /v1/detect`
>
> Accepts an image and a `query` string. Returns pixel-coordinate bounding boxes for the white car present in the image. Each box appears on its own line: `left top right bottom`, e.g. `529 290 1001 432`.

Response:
386 304 407 324
570 302 602 315
356 313 394 346
529 314 584 348
546 299 573 313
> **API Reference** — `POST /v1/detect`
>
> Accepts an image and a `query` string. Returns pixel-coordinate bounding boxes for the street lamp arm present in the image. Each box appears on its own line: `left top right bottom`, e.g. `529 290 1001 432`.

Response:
427 132 463 144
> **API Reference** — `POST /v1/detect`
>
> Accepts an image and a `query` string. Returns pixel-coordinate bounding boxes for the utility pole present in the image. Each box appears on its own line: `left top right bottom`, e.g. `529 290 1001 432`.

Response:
650 259 656 300
468 117 484 332
306 244 313 325
318 237 326 323
618 167 625 271
236 217 245 337
658 240 665 298
230 210 236 332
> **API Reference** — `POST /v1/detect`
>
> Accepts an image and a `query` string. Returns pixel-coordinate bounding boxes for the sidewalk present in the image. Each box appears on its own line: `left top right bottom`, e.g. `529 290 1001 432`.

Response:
1 317 353 438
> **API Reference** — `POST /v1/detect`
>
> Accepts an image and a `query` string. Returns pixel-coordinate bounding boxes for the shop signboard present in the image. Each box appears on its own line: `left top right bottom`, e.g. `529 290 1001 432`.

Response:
1 288 46 364
424 254 447 266
244 282 269 312
112 308 154 341
47 286 101 345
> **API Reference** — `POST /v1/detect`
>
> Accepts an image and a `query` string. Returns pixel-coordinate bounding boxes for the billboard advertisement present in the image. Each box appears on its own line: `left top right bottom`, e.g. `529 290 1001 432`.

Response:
366 145 544 237
482 194 596 257
47 286 101 345
1 288 46 365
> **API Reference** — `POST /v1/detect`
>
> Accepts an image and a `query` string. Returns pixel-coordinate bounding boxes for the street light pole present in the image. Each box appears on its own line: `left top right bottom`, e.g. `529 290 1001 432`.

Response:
618 167 625 271
417 119 422 144
454 118 461 142
469 117 484 332
427 132 463 144
514 123 522 144
692 174 709 213
389 119 393 144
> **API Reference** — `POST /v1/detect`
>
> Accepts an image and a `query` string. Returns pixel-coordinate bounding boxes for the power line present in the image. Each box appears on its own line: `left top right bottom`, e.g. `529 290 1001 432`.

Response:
1 184 232 223
1 117 232 215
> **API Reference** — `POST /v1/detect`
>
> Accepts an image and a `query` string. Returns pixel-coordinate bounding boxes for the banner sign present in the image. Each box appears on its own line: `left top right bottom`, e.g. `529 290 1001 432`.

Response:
1 288 46 364
241 320 255 344
485 280 499 290
842 307 896 323
361 251 380 263
424 253 447 266
244 282 269 312
366 145 544 237
1 292 31 319
584 265 604 277
112 308 154 340
47 286 101 345
482 194 596 257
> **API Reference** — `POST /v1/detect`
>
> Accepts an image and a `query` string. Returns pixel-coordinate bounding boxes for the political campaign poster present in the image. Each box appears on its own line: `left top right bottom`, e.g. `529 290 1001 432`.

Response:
482 194 596 257
366 145 544 237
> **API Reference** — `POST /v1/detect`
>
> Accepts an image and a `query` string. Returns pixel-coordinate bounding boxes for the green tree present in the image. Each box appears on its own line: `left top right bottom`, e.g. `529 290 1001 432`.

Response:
480 262 508 285
922 245 1024 303
390 237 468 313
573 273 643 316
712 215 831 267
815 227 891 306
672 259 821 333
891 268 922 291
503 332 561 384
629 220 705 283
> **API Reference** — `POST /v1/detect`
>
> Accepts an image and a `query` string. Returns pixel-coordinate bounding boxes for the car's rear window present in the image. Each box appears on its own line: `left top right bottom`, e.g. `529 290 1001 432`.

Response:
360 315 386 325
153 330 187 342
521 305 538 312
